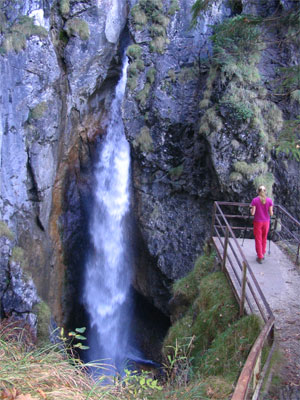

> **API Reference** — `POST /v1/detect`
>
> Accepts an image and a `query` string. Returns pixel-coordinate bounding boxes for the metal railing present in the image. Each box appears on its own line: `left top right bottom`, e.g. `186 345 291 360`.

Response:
211 201 300 398
210 202 276 399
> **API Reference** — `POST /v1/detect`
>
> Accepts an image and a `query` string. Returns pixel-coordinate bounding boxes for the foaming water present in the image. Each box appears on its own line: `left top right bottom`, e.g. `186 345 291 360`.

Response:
83 57 133 372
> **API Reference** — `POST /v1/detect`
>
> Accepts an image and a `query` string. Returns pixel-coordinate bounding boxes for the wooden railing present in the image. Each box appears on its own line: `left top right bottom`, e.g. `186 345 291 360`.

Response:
210 201 275 399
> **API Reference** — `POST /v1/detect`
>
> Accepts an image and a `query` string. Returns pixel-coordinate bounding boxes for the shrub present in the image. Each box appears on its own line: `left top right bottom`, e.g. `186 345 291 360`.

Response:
149 36 166 53
146 67 156 84
131 5 148 28
127 44 142 60
2 16 48 53
169 164 183 180
65 18 89 40
136 83 151 107
234 161 268 178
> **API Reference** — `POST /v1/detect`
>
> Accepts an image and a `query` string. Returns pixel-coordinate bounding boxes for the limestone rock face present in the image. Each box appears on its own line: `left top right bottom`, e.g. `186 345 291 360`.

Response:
0 0 128 323
0 235 39 332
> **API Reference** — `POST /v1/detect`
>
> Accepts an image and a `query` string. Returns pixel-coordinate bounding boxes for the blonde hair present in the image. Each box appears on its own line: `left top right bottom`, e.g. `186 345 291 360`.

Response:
258 185 266 204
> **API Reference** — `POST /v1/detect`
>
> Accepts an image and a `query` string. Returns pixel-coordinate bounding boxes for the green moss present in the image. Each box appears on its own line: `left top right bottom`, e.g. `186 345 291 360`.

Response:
0 11 7 34
29 101 47 121
136 83 151 107
229 172 243 182
168 0 179 15
2 16 48 53
34 301 51 345
254 172 274 197
146 67 156 84
234 161 268 178
60 0 70 16
170 253 216 321
199 98 210 109
149 23 166 37
0 221 14 241
133 126 153 152
65 18 89 40
149 36 167 54
152 13 169 28
127 44 142 60
190 272 239 357
169 164 184 180
168 68 176 82
136 59 145 71
178 66 198 84
198 314 262 379
127 76 138 91
131 4 148 29
199 106 223 136
10 246 25 267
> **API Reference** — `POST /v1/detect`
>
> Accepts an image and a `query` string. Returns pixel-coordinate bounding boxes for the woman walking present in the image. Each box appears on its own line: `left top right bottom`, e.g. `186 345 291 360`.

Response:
250 185 273 264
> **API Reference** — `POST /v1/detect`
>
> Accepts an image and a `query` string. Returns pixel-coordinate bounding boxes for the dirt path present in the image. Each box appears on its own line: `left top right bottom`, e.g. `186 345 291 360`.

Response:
238 238 300 397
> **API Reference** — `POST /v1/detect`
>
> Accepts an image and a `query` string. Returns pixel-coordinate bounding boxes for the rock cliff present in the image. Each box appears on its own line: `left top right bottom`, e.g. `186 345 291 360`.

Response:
0 0 299 326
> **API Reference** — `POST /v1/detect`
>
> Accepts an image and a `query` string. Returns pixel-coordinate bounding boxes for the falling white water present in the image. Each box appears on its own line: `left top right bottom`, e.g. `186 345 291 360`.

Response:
83 57 132 371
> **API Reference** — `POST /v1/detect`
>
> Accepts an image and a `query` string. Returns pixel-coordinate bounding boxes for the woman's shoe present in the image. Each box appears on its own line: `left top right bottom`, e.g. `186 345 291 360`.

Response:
256 257 263 264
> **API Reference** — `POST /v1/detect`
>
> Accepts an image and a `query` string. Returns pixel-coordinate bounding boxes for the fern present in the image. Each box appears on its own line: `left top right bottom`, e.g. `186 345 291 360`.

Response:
276 117 300 161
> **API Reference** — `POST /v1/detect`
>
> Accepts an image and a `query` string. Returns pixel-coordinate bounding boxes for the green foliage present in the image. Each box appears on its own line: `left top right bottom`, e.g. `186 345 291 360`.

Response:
60 327 89 351
131 0 171 54
127 44 142 60
60 0 70 16
199 314 262 380
0 221 14 241
29 101 47 121
229 172 243 182
278 64 300 95
234 161 268 178
136 83 151 107
172 253 216 308
276 117 300 161
178 66 198 83
191 0 212 25
65 18 90 40
211 15 262 67
2 15 48 53
133 126 153 152
150 35 168 54
199 106 223 136
220 96 253 121
127 75 138 91
116 368 162 397
146 67 156 84
34 301 51 345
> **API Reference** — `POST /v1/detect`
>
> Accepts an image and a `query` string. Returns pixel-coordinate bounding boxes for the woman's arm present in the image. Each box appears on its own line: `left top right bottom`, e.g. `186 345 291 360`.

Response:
269 206 273 216
251 206 256 216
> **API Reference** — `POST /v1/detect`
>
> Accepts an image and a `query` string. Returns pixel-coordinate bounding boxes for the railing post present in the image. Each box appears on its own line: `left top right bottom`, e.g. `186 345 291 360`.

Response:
297 243 300 265
222 227 229 271
211 202 216 238
240 261 247 317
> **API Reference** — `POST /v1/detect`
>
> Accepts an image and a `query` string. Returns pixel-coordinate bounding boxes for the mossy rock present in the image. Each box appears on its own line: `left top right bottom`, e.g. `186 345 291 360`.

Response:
0 221 14 241
10 246 25 266
146 67 156 84
34 301 51 345
133 126 153 153
29 102 47 121
65 18 89 40
60 0 70 16
127 44 142 60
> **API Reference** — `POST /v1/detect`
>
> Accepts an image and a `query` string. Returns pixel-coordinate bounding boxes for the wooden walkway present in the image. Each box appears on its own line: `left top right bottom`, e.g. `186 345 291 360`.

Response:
213 236 300 388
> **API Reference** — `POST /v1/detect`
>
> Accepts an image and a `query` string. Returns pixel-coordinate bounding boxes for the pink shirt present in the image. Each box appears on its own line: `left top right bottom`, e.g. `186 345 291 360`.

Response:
251 197 273 222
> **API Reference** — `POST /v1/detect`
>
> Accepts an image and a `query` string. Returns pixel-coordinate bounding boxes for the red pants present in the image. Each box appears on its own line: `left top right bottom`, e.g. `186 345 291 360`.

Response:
253 221 270 259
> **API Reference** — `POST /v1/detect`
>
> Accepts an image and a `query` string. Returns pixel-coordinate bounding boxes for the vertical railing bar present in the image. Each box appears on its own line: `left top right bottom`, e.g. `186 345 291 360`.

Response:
222 227 229 271
240 261 247 317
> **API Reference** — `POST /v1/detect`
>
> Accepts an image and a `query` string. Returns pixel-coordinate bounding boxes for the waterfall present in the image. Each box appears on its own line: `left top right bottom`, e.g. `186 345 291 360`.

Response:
83 57 132 371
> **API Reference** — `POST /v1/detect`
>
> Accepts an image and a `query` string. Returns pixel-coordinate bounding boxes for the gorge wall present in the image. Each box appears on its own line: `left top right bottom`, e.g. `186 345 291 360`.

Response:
0 0 299 335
